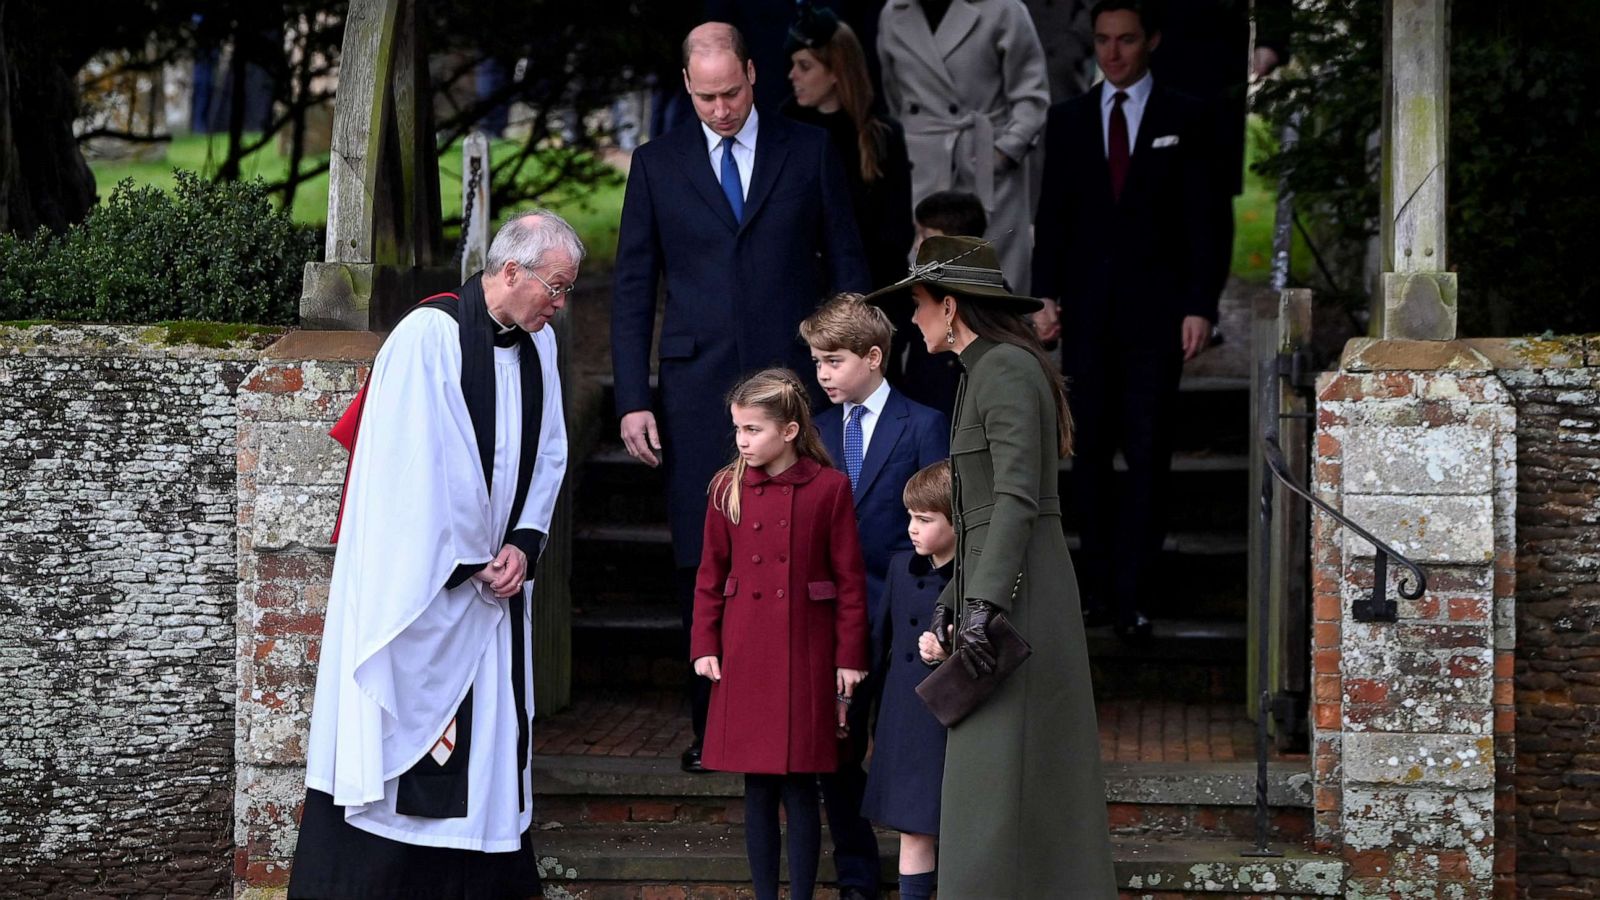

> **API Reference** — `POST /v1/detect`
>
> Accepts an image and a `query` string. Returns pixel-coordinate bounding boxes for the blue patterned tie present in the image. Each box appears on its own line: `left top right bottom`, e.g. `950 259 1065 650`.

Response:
844 404 867 492
719 136 744 223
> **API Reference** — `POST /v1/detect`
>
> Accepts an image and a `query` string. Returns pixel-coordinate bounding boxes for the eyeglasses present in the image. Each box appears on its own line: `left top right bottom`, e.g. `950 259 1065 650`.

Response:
524 264 576 299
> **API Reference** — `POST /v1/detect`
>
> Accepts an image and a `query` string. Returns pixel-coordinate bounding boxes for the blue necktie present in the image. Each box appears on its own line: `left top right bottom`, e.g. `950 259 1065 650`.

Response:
719 136 744 224
844 404 867 492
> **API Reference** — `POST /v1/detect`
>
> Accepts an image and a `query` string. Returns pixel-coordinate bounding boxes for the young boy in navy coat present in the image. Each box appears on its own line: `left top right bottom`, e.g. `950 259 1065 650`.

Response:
801 294 948 899
861 461 955 900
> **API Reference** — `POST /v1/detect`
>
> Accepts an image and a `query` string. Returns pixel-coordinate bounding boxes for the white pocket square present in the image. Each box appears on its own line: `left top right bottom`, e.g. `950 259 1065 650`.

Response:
1152 135 1180 148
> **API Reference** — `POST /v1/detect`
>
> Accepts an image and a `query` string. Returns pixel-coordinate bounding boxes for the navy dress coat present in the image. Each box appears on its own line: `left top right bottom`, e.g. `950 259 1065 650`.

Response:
860 551 952 835
611 113 872 569
815 385 949 649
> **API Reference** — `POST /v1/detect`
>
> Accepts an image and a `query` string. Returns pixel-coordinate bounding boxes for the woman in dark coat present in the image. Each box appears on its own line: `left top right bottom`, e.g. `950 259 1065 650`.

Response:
867 235 1115 898
783 6 915 291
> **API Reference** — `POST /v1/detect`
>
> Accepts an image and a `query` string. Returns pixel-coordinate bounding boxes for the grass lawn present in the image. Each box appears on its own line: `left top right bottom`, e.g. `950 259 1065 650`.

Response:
1231 115 1312 285
88 133 625 268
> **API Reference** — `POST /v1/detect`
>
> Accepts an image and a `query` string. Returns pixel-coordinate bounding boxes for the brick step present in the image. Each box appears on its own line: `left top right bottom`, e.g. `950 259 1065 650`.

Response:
530 826 1340 897
533 756 1310 844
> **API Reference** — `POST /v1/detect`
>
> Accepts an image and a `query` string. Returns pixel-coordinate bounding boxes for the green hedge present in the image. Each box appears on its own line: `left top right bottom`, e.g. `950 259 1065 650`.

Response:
0 172 317 325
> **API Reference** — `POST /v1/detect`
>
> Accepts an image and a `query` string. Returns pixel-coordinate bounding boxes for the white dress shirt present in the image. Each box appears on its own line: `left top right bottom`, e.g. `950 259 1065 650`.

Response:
1100 70 1154 157
843 377 892 455
702 108 759 199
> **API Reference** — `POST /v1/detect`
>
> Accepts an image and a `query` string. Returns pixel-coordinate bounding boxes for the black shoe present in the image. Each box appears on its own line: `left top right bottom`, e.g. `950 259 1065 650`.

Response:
680 743 706 774
838 888 874 900
1115 612 1154 642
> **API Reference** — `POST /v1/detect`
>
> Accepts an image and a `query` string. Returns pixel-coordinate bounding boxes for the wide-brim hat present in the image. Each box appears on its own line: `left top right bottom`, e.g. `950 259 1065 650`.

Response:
864 235 1043 314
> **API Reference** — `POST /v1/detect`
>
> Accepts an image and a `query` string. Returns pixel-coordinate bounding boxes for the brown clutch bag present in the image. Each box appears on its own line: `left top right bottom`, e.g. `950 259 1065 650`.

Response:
914 612 1033 728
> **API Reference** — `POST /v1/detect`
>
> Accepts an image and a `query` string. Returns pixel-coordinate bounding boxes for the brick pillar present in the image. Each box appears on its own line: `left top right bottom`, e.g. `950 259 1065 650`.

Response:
1311 340 1517 898
235 333 378 896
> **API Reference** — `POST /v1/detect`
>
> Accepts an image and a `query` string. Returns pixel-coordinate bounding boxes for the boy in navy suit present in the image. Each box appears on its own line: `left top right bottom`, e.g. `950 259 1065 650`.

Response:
801 293 948 900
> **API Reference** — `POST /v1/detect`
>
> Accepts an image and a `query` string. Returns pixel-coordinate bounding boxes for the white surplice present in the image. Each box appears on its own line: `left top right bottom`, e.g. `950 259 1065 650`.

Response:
303 307 567 852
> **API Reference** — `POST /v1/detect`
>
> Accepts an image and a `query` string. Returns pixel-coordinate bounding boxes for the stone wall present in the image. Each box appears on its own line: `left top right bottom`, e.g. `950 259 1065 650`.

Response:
1499 339 1600 897
1310 339 1518 899
233 331 375 892
0 325 271 897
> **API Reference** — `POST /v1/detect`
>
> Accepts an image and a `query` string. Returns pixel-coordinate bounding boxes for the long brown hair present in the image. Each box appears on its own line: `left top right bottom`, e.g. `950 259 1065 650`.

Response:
953 298 1075 458
806 22 888 183
711 368 834 524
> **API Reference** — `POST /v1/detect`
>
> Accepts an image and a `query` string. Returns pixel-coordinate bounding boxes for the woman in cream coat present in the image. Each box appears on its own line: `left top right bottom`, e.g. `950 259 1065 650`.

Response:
877 0 1051 293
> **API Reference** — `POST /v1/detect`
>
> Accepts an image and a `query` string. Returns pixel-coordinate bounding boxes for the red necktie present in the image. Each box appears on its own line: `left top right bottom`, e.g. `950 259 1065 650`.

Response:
1108 90 1130 200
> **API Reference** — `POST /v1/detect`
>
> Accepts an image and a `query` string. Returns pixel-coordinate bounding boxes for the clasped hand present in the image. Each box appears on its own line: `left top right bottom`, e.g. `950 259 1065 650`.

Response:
472 543 527 598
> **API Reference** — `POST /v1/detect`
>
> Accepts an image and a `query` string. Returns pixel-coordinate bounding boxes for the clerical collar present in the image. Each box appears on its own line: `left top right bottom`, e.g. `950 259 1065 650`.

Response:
487 308 523 347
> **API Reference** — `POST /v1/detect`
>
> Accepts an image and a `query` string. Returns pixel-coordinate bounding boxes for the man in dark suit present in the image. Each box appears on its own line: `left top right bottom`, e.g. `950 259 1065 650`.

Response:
612 22 871 772
1031 0 1226 639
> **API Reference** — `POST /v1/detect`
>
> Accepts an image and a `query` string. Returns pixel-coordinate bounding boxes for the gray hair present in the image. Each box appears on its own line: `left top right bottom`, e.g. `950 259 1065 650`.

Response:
485 209 586 275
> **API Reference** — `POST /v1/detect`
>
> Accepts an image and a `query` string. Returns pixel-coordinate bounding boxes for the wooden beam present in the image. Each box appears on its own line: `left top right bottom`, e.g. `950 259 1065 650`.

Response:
1379 0 1457 340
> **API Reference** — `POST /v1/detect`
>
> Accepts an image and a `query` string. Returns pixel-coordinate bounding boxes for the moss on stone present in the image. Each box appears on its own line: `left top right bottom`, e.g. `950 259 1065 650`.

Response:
145 321 287 349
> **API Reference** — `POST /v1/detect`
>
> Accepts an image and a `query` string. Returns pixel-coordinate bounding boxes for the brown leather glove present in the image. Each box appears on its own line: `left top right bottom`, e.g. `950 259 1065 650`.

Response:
929 603 956 660
957 600 998 677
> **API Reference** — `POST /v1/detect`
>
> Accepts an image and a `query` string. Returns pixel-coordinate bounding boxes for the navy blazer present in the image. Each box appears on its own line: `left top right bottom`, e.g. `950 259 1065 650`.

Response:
816 385 948 651
1031 80 1226 326
611 113 871 568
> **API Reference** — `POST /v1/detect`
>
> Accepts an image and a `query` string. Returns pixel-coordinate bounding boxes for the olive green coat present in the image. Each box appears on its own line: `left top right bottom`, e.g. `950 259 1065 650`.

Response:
937 338 1115 898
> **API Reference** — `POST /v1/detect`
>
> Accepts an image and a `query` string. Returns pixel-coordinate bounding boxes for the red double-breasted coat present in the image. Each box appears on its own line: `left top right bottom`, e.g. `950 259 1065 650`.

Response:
690 457 870 775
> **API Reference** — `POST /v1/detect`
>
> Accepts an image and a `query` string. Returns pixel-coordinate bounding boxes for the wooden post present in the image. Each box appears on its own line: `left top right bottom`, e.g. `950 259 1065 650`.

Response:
1378 0 1457 340
460 132 491 281
299 0 451 330
1247 288 1313 737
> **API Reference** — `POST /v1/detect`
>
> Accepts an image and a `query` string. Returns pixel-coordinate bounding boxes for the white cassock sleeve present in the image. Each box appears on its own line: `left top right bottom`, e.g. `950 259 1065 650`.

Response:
305 309 505 807
511 326 567 554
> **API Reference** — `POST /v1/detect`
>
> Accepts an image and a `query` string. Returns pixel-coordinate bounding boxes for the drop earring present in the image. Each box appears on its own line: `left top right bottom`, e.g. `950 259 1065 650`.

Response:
945 323 956 345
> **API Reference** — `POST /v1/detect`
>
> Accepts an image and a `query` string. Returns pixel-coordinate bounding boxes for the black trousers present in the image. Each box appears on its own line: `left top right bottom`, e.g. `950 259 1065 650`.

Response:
676 566 711 743
819 671 883 896
1065 320 1185 626
745 773 822 900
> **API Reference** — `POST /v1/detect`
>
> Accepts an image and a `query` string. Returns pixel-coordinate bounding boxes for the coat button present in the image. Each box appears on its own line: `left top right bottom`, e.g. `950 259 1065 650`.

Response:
905 652 914 662
782 486 791 495
753 522 763 531
779 519 788 527
755 487 764 495
752 554 762 564
910 617 919 626
776 589 786 599
778 555 787 564
753 590 762 599
909 103 921 114
917 580 926 589
948 102 959 114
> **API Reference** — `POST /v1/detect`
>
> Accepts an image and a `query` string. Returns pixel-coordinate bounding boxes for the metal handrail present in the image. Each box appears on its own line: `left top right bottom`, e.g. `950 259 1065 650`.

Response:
1243 357 1429 858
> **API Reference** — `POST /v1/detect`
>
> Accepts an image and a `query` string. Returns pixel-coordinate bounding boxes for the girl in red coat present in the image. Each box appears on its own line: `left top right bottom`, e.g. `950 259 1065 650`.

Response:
691 368 871 900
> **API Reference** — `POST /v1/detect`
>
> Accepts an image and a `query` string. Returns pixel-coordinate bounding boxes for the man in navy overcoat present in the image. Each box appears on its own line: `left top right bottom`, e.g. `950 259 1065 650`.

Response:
611 22 870 771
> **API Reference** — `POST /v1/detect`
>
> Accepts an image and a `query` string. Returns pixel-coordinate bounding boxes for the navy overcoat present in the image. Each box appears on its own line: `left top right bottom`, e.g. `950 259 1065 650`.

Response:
611 113 871 568
860 550 951 835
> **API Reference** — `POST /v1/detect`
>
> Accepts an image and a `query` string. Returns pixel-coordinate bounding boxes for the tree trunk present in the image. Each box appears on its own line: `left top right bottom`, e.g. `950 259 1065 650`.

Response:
0 0 95 236
216 27 250 182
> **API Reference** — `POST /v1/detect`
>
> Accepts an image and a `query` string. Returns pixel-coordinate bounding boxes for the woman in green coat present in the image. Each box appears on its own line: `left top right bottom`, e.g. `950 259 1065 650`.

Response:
867 235 1115 898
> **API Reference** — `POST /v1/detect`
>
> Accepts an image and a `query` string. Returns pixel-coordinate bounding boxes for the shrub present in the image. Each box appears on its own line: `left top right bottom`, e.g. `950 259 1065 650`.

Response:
0 172 318 324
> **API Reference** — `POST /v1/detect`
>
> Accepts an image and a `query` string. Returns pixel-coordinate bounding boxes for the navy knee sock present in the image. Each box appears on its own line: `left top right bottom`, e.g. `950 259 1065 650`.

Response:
899 869 936 900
